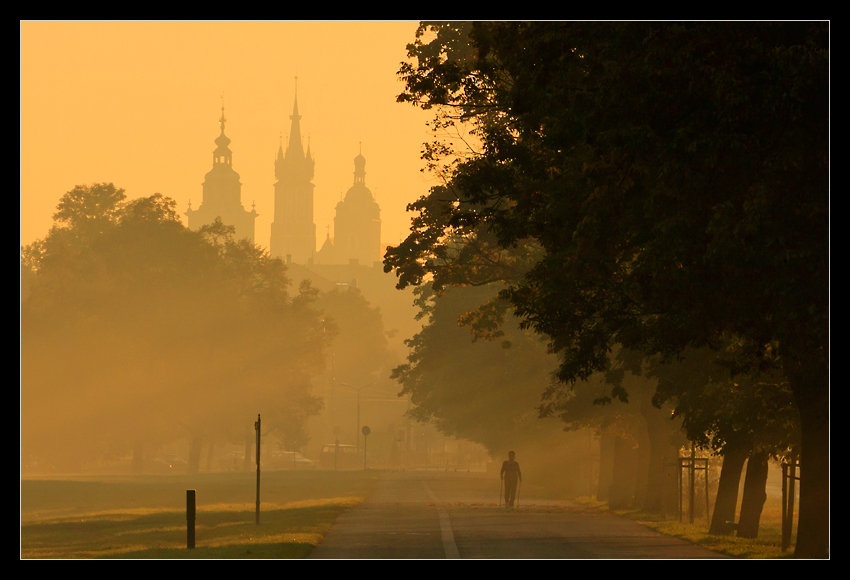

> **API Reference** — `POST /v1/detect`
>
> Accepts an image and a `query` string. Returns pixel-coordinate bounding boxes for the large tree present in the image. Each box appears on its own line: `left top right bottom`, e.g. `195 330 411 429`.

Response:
386 22 828 557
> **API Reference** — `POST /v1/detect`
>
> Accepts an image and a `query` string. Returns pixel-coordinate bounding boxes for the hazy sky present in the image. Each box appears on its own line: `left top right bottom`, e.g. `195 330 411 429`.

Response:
21 21 437 252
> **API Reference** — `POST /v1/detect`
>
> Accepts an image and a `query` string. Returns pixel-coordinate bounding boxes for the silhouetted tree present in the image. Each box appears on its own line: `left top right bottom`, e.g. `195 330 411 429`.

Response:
387 22 827 557
392 282 562 456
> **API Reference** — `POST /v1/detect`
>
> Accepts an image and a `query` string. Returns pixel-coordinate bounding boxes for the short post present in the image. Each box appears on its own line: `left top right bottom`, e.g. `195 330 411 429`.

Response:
187 489 196 549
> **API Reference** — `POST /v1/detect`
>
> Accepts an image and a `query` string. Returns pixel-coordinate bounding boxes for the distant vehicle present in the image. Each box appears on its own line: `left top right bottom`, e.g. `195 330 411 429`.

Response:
320 443 364 470
266 451 315 470
147 456 189 475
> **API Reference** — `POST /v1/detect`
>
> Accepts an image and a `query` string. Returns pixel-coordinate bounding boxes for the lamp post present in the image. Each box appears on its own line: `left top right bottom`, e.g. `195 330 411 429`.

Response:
362 425 371 470
339 382 372 451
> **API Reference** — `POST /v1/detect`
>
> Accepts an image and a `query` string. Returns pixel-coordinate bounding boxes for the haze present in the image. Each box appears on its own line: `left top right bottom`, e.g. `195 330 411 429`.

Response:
21 21 433 251
21 21 824 560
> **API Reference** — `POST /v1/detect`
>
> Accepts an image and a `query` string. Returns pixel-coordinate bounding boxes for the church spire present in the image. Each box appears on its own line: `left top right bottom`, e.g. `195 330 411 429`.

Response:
270 81 316 264
213 105 232 166
353 143 366 185
286 78 305 160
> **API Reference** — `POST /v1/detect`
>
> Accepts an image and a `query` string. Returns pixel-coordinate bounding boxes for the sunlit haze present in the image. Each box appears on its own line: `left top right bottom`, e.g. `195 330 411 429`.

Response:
21 21 434 251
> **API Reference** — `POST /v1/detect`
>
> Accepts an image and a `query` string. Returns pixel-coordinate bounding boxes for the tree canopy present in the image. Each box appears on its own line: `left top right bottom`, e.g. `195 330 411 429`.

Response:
22 183 327 472
386 22 828 557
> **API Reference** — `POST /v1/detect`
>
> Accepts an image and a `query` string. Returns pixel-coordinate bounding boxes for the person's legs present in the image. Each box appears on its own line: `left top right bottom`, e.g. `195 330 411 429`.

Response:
505 480 517 508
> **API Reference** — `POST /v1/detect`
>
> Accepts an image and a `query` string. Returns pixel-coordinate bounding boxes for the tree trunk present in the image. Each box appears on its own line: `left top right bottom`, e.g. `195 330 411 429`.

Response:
609 434 638 509
792 379 829 558
737 449 769 538
206 440 216 473
188 435 202 475
784 345 829 558
633 417 651 509
641 401 681 513
597 431 615 502
709 446 748 535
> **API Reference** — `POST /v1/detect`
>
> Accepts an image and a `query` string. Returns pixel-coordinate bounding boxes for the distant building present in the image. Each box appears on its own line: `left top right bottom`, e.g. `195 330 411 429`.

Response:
270 94 316 264
315 148 381 267
185 107 258 242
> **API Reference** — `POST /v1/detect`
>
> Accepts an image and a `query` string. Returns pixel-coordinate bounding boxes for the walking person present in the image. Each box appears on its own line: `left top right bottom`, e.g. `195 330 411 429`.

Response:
500 451 522 510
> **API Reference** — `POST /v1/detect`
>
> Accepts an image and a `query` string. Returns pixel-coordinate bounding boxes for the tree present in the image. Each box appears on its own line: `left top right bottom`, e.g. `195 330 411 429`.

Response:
393 282 600 491
387 22 827 557
392 282 560 453
642 345 800 536
315 286 392 391
21 184 327 473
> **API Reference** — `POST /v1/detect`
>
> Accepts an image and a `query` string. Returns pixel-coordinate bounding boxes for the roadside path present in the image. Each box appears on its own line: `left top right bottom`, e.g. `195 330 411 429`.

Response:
309 470 726 559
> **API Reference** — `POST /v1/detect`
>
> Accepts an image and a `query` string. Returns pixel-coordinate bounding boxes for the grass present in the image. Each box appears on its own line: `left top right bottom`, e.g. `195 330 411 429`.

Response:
592 496 797 559
21 470 378 559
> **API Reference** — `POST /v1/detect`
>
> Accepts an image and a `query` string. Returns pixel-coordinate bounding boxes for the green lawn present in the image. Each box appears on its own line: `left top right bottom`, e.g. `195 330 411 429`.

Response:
21 470 378 559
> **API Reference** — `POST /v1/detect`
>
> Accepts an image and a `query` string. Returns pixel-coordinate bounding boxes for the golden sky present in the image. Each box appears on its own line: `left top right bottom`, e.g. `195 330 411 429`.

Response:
21 21 436 252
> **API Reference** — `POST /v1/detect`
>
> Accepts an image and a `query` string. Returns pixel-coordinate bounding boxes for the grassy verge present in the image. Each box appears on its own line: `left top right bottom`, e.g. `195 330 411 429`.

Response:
575 496 795 559
21 470 378 559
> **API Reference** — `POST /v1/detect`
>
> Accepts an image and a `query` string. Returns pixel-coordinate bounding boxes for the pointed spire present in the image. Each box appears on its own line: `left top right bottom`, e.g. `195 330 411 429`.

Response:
286 77 305 160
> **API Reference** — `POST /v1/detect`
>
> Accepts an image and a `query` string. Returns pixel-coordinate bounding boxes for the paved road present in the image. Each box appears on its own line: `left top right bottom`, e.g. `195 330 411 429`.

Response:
309 470 726 559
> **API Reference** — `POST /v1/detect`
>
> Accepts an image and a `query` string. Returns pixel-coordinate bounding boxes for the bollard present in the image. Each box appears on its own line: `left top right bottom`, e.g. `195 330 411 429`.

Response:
187 489 196 549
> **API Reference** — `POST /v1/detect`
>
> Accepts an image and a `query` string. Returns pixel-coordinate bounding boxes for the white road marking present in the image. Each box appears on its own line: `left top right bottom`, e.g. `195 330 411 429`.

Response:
423 481 460 559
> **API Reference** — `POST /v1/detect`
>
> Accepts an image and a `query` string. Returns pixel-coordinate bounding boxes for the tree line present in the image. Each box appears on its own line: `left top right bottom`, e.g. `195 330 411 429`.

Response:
21 183 390 474
384 22 827 558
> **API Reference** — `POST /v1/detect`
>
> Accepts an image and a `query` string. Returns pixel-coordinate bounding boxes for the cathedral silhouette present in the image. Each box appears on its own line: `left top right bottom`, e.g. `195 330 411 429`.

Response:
185 106 259 243
186 94 383 272
184 92 421 458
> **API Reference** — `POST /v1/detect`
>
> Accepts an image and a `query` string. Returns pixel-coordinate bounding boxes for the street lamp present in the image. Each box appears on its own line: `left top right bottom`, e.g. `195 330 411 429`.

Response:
339 382 372 451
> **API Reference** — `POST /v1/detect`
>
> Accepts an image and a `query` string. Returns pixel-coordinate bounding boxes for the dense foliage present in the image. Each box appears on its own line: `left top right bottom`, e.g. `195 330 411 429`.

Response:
386 22 827 557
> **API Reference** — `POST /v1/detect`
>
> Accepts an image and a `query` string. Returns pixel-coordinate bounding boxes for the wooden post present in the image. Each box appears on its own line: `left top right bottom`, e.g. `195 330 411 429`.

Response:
704 459 710 525
788 453 798 544
255 414 261 525
187 489 196 549
782 453 798 551
782 462 789 551
678 456 684 522
689 444 696 524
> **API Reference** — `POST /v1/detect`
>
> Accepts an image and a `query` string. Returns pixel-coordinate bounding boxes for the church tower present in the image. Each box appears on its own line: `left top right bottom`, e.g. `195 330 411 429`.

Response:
270 90 316 264
332 148 382 266
186 107 258 242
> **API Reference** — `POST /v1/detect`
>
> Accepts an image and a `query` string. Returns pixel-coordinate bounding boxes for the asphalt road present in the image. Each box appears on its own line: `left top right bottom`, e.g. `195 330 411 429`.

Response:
309 470 726 559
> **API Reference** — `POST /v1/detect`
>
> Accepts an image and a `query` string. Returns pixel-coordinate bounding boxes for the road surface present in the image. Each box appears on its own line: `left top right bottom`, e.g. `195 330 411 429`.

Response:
309 470 726 559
